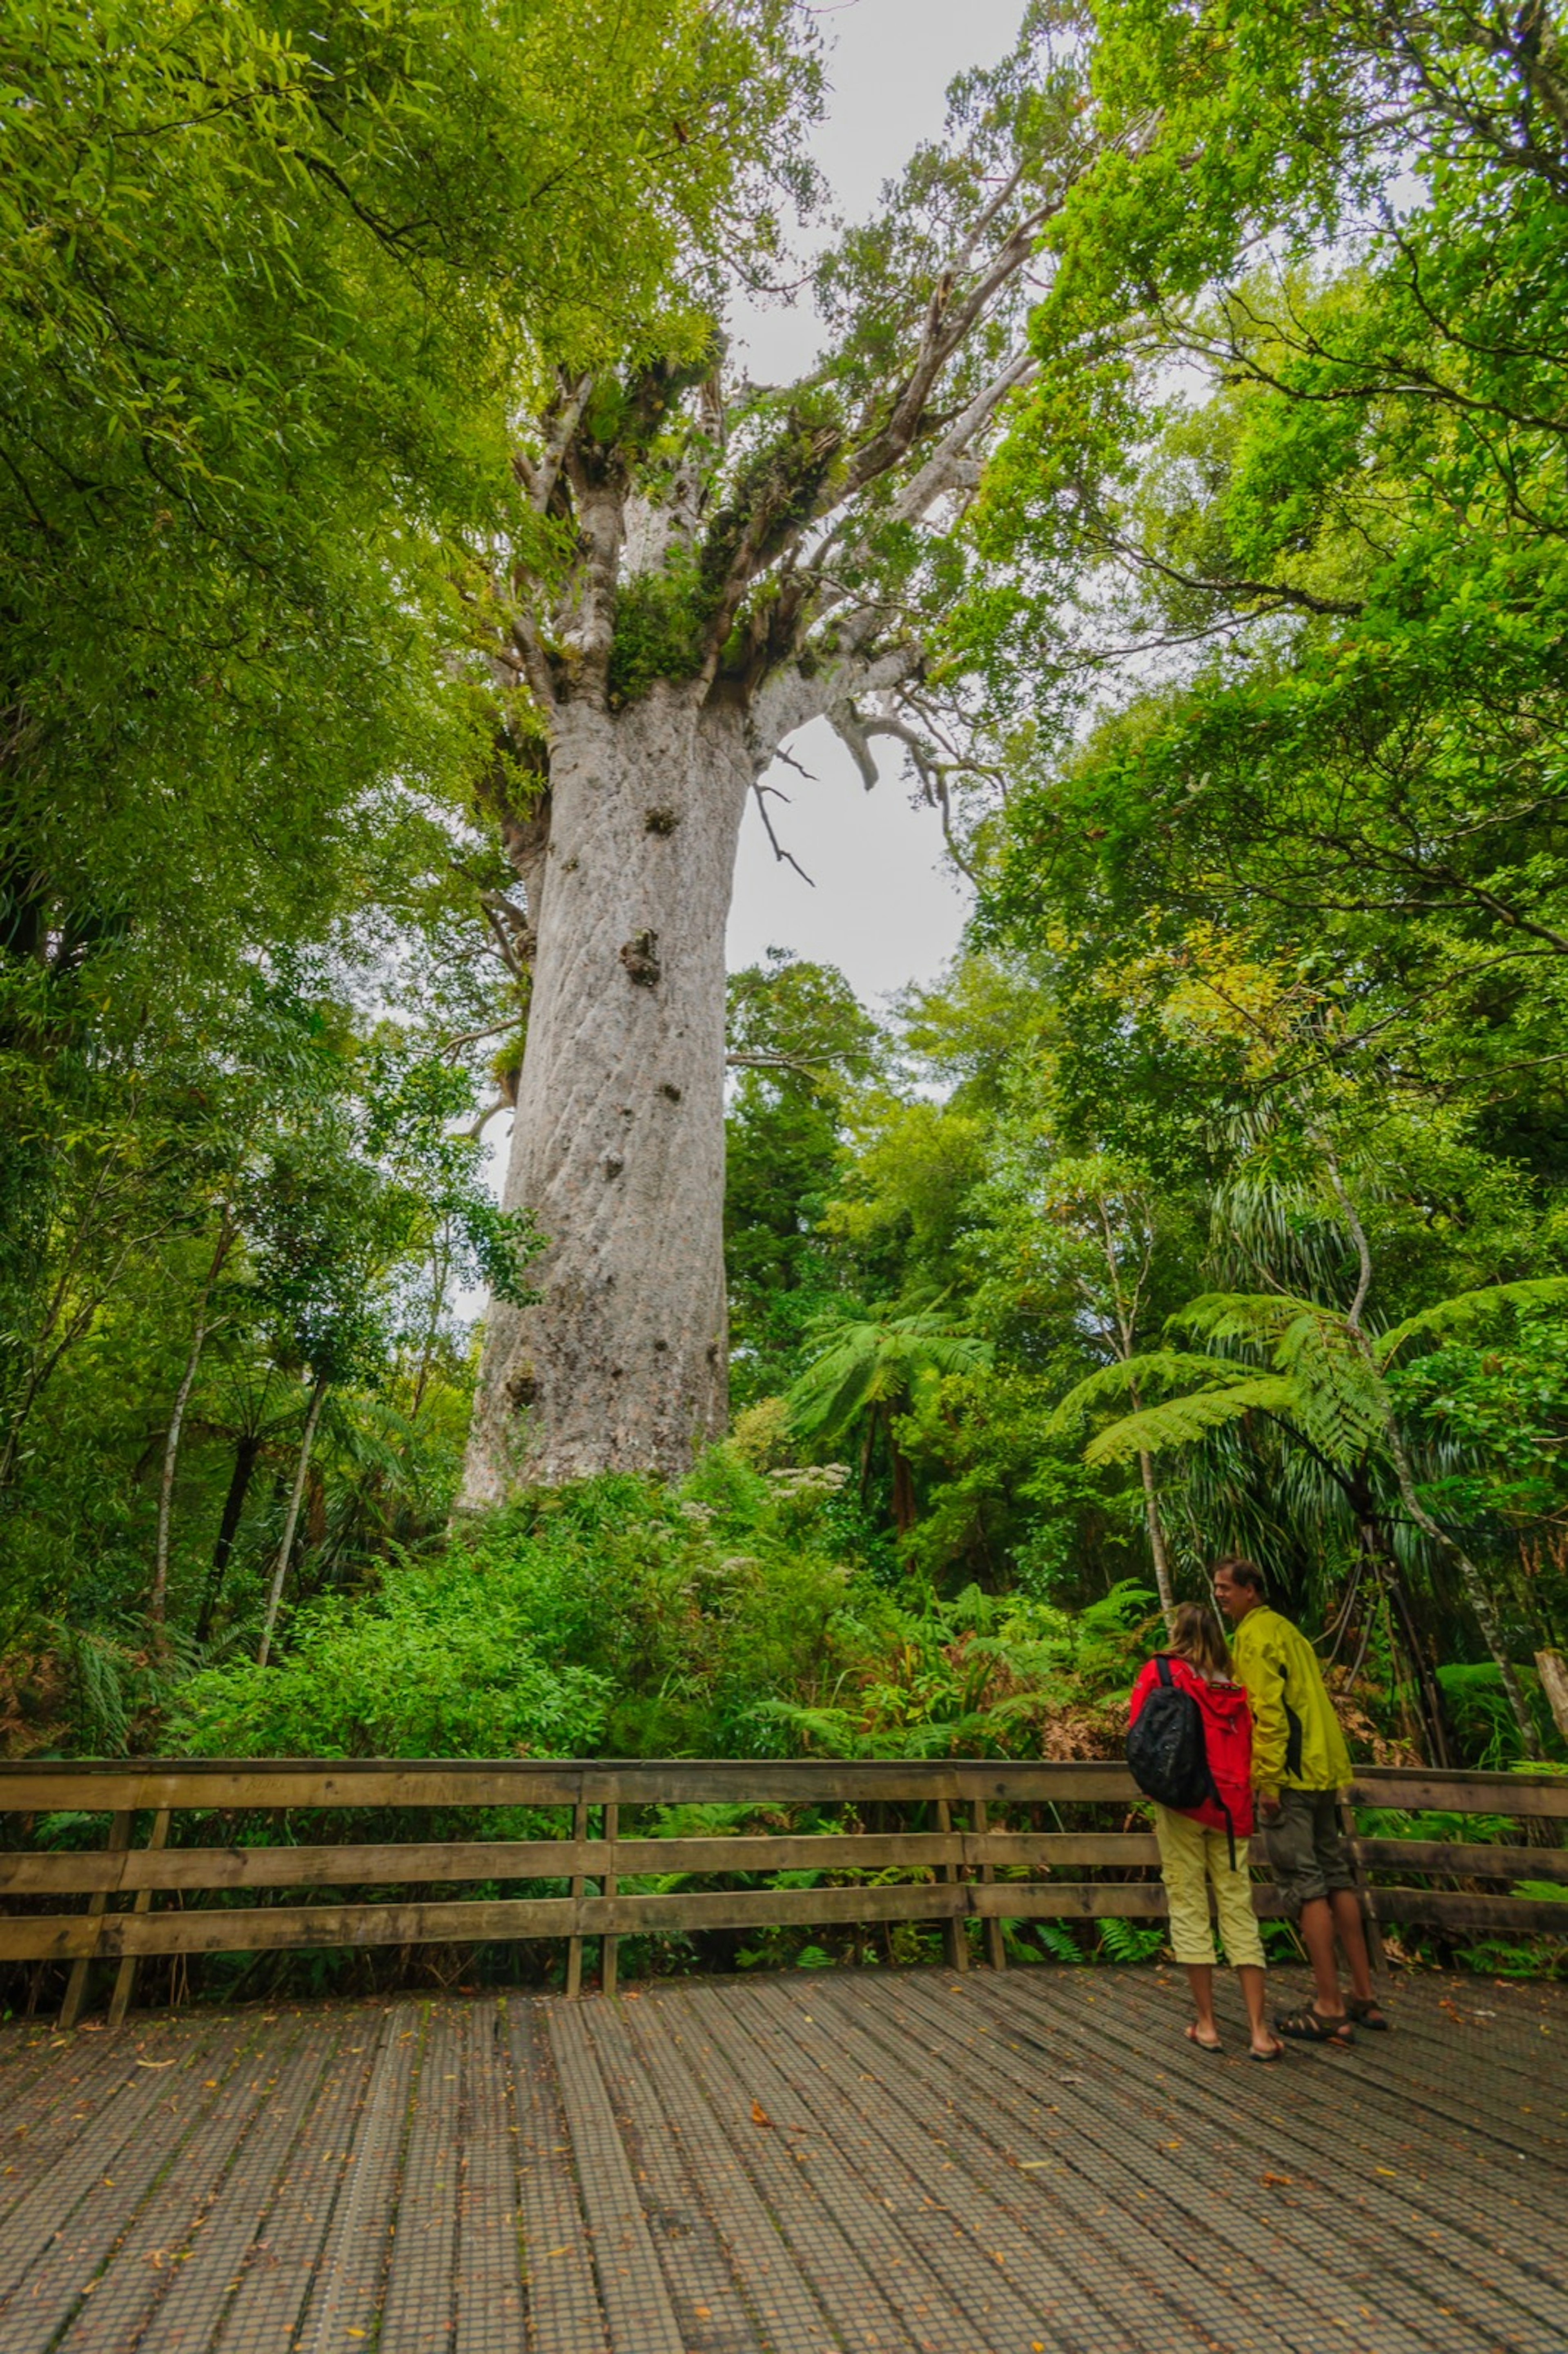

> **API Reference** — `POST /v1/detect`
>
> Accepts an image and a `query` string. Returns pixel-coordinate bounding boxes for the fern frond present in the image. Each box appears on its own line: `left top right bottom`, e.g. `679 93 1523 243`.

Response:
1170 1291 1327 1346
1374 1277 1568 1364
1047 1351 1249 1437
785 1332 882 1439
1083 1375 1297 1465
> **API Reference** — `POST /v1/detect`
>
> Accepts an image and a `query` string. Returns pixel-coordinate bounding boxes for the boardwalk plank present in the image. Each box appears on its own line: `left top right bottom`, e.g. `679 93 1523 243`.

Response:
453 2000 526 2354
550 2004 686 2354
297 2006 418 2351
379 2006 461 2353
506 2002 608 2354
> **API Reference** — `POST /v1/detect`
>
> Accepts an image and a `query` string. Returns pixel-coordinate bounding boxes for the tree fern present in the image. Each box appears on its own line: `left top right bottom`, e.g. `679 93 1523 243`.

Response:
787 1300 990 1442
1048 1349 1247 1437
1082 1375 1296 1465
1375 1277 1568 1365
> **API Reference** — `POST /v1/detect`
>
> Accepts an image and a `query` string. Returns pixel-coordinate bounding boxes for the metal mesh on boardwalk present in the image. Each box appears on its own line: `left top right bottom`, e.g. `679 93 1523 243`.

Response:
0 1968 1563 2353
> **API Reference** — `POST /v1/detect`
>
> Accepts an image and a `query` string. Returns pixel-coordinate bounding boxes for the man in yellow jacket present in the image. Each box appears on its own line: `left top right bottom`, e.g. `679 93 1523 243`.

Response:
1214 1554 1390 2043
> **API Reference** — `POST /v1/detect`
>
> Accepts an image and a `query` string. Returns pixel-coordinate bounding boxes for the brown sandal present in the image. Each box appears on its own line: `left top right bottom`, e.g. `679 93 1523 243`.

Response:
1346 1995 1392 2032
1274 2005 1354 2046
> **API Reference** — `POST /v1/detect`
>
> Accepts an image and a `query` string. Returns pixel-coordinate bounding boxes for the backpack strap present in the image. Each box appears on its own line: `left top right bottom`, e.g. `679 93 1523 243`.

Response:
1159 1656 1238 1865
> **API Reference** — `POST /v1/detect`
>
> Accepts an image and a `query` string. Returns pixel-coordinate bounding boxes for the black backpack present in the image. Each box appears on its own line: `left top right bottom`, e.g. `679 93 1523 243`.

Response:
1126 1655 1213 1811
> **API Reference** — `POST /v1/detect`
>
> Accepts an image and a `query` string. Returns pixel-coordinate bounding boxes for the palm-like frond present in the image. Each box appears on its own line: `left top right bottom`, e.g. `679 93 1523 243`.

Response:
1083 1376 1297 1465
1171 1292 1334 1347
784 1329 886 1440
1375 1277 1568 1364
786 1303 990 1442
1047 1350 1252 1437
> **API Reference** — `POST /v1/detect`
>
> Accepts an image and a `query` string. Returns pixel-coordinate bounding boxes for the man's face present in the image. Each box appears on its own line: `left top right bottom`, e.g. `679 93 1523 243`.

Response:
1213 1566 1252 1623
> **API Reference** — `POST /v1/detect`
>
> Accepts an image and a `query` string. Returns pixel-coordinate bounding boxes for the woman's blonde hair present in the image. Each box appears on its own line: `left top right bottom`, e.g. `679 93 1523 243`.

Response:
1168 1600 1231 1679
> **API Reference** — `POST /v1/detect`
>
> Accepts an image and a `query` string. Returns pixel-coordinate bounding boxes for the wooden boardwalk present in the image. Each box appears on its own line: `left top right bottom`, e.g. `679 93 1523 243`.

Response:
0 1966 1563 2354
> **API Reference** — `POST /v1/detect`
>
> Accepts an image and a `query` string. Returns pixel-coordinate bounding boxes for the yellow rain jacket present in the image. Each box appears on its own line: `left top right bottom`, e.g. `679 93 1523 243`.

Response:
1230 1605 1353 1796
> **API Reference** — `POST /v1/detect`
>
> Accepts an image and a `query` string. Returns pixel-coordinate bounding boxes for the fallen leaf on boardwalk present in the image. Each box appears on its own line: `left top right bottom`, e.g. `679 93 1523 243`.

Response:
1260 2173 1293 2188
750 2100 774 2129
1374 2167 1398 2177
136 2060 174 2070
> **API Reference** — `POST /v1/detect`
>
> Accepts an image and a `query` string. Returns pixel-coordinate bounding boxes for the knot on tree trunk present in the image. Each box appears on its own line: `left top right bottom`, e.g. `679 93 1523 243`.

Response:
620 929 661 987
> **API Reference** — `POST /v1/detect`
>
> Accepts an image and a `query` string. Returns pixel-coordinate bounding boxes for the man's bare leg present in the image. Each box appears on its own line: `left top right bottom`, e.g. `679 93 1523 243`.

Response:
1330 1887 1374 2004
1298 1894 1347 2017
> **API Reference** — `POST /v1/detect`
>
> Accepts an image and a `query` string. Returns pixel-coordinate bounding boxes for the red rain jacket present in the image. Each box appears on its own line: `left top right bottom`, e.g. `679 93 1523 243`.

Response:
1128 1654 1256 1838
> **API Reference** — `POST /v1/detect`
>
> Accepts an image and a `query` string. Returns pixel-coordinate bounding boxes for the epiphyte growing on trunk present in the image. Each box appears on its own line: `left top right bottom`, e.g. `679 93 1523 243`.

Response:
620 930 662 986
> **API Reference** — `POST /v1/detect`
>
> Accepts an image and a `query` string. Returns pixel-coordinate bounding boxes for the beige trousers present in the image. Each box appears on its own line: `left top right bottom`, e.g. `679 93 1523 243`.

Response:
1153 1805 1265 1969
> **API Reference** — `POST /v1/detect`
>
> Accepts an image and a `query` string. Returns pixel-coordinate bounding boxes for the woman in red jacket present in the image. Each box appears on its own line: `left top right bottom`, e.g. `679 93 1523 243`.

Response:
1129 1603 1282 2061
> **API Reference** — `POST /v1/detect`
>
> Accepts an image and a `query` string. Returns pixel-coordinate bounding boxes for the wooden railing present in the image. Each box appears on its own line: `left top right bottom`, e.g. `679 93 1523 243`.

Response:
1 1758 1563 2026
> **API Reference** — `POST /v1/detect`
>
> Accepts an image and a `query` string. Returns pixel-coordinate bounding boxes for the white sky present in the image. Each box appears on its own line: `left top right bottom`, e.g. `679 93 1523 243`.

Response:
723 0 1027 1008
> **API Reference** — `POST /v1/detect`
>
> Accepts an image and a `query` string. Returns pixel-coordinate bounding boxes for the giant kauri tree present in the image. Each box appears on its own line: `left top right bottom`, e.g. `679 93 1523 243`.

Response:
463 11 1116 1496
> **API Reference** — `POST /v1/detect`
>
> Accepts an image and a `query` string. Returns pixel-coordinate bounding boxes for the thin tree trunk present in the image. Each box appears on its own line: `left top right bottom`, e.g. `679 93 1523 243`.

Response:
1136 1444 1176 1630
891 1439 916 1538
196 1431 260 1643
149 1211 235 1632
462 687 750 1498
1094 1199 1172 1627
257 1377 327 1667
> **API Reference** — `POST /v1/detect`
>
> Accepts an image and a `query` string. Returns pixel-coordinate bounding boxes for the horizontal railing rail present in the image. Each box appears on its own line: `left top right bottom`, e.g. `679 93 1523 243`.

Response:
1 1758 1562 2026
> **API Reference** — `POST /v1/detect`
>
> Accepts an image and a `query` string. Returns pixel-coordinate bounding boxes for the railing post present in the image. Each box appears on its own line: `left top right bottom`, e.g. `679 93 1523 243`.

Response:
934 1798 967 1973
565 1786 589 2000
601 1802 619 1997
59 1810 132 2030
107 1808 170 2030
971 1797 1006 1971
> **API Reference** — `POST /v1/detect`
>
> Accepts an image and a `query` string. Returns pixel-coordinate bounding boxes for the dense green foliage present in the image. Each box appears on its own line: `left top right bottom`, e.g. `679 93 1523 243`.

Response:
4 0 1567 1995
0 0 817 1697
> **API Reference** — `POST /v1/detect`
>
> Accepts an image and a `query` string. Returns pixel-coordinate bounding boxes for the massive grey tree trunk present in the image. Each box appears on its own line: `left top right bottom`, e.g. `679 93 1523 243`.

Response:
462 687 753 1497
